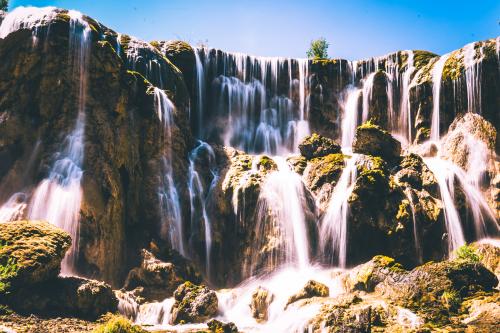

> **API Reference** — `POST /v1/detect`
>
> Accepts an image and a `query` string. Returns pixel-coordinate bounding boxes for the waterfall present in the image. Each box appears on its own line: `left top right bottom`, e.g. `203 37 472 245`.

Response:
340 87 361 149
430 54 450 142
28 11 91 275
187 141 218 277
250 157 312 274
193 48 205 137
319 155 359 268
399 51 415 144
463 42 484 114
0 6 57 40
198 51 310 155
361 73 376 123
154 88 185 256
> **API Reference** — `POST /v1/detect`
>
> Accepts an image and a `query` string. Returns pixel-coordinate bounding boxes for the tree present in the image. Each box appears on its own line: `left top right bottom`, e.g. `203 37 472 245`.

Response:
306 37 329 60
0 0 8 12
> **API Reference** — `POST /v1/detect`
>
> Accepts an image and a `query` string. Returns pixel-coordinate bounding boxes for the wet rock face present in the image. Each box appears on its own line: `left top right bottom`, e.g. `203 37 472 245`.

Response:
207 319 239 333
154 40 196 92
250 286 274 322
170 282 218 324
0 12 192 286
0 220 71 293
352 122 401 163
298 133 341 160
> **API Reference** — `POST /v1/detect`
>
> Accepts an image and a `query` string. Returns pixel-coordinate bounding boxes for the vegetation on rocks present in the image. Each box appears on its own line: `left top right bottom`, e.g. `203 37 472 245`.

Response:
352 121 401 163
93 314 147 333
299 133 341 160
170 281 218 324
286 280 329 307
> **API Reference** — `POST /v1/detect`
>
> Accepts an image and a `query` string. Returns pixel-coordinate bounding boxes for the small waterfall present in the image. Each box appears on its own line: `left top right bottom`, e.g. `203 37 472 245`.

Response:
0 193 28 222
187 141 218 277
463 42 484 114
424 158 465 254
320 155 359 268
361 73 376 123
250 157 311 274
193 48 205 137
28 11 91 274
398 51 415 143
402 189 422 263
430 54 450 142
154 88 185 256
340 87 361 149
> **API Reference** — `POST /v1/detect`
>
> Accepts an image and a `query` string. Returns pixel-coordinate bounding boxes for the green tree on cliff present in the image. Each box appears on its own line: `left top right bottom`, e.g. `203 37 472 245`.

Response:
0 0 8 12
307 37 329 59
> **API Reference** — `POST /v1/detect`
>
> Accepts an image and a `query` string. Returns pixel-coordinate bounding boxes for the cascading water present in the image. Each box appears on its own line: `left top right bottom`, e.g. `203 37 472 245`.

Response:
249 157 312 275
430 54 450 142
340 88 361 149
154 88 185 256
463 42 484 114
187 141 218 277
193 48 206 137
319 155 359 267
197 51 310 155
398 50 415 144
27 10 91 275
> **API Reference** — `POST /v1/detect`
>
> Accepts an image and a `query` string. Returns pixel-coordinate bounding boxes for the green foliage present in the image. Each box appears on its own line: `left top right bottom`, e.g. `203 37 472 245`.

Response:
440 289 461 311
307 37 329 60
454 244 482 263
0 240 17 294
0 0 8 12
93 315 147 333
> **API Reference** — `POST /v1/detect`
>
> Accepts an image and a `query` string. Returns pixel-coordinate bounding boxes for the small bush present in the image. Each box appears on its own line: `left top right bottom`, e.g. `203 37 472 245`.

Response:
93 315 147 333
306 37 329 60
454 244 482 263
441 289 461 311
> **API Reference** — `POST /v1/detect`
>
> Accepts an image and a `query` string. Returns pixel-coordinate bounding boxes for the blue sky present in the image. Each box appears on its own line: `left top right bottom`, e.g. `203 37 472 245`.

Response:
7 0 500 59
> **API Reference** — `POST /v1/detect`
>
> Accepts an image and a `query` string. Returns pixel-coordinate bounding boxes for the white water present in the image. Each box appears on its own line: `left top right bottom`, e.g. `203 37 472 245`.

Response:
125 265 345 332
340 87 361 148
193 48 205 136
430 54 450 141
361 72 376 123
249 157 312 275
27 10 90 275
399 51 415 143
187 141 218 277
0 6 57 40
154 88 185 256
463 42 484 114
320 155 359 268
0 193 28 222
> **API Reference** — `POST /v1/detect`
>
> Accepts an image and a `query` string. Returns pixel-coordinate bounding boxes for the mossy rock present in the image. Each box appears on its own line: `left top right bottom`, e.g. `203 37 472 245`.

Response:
207 319 239 333
298 133 341 160
352 121 401 163
93 314 147 333
0 220 71 294
304 153 345 192
171 281 218 324
286 155 307 174
286 280 329 307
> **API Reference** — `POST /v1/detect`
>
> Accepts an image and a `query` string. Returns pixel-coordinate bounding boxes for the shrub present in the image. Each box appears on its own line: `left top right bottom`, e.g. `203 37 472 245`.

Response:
93 315 147 333
454 244 482 263
306 37 329 60
441 289 461 311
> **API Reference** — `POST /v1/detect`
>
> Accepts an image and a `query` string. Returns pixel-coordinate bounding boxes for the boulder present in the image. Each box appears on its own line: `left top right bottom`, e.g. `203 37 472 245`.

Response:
344 255 405 292
298 133 341 160
207 319 238 333
123 249 201 302
0 220 71 293
441 112 496 171
352 121 401 162
461 293 500 331
4 276 118 320
250 286 274 322
472 240 500 282
286 280 329 307
170 282 218 324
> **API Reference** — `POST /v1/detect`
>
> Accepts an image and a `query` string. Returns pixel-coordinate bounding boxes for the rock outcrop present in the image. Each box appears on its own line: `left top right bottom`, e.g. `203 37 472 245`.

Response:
250 286 274 322
286 280 329 307
170 282 218 324
352 121 401 163
0 220 71 293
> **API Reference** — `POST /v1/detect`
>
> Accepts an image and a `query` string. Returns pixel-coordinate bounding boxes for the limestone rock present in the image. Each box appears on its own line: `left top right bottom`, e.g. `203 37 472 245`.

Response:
170 282 218 324
123 249 201 302
250 286 274 322
286 280 329 307
207 319 238 333
298 133 341 160
352 121 401 162
0 220 71 293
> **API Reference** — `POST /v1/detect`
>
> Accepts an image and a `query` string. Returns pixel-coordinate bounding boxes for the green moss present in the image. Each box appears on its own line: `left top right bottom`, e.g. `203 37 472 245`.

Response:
93 315 147 333
442 50 464 81
120 34 132 51
396 199 411 222
56 12 71 22
440 289 461 311
256 155 277 172
358 120 389 135
150 40 160 50
454 244 482 263
312 59 337 66
413 50 438 68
